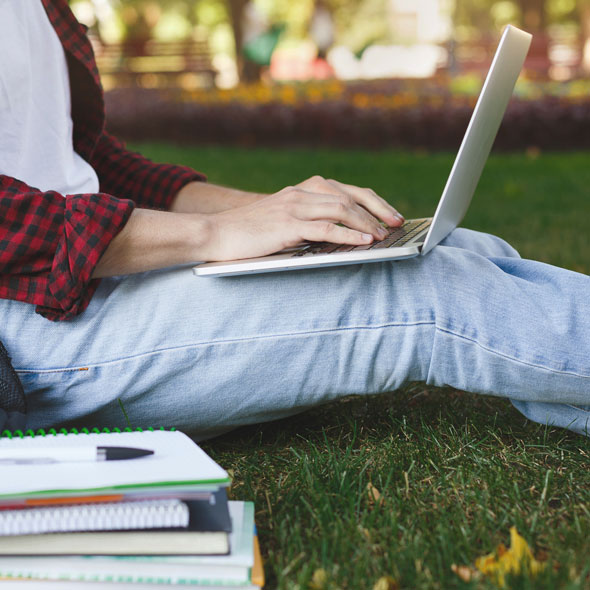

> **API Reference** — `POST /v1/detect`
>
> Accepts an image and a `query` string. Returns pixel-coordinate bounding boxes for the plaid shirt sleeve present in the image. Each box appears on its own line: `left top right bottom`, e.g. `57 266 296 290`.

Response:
0 175 134 321
89 131 206 210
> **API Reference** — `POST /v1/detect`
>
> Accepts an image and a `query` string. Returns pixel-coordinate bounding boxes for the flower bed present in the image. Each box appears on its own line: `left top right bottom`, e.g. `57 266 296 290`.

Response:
104 79 590 150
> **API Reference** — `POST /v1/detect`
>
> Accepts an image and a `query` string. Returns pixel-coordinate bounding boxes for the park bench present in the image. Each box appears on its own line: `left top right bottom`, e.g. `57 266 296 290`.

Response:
94 38 216 88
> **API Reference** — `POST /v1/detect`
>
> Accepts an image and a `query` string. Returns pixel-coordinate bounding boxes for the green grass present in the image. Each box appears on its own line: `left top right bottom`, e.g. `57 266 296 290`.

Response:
132 144 590 589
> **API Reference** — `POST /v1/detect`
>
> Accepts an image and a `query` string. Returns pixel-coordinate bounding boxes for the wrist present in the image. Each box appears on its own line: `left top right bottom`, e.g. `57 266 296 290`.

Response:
182 212 215 262
93 209 214 278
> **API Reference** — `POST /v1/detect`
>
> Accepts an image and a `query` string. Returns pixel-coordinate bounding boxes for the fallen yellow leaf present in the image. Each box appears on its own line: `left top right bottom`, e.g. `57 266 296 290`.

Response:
474 527 545 587
372 575 399 590
309 568 328 590
367 482 384 508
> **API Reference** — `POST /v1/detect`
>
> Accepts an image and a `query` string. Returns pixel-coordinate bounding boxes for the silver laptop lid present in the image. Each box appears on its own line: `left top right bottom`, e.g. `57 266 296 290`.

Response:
421 25 532 255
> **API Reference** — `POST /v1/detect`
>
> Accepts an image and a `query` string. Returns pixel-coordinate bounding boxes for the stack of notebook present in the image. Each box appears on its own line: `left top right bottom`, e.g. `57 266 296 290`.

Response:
0 428 263 589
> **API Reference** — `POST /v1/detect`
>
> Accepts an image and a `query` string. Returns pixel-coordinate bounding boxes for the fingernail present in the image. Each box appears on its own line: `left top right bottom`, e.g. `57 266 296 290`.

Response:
395 213 405 222
362 233 373 242
378 228 388 238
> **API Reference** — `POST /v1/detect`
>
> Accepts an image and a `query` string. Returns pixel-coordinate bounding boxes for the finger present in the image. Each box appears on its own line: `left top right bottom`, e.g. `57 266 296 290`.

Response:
326 179 404 226
294 198 388 240
296 175 343 195
291 186 387 238
295 175 402 228
301 220 375 246
296 176 374 214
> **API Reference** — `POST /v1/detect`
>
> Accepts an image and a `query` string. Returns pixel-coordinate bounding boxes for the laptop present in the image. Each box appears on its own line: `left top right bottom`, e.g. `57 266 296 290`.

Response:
193 25 532 278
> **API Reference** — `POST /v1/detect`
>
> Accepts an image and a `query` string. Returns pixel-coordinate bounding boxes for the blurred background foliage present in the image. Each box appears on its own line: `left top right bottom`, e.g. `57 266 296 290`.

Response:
72 0 590 83
70 0 590 150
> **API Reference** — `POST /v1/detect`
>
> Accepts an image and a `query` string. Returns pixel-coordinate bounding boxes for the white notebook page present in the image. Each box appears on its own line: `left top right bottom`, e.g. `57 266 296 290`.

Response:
0 430 229 498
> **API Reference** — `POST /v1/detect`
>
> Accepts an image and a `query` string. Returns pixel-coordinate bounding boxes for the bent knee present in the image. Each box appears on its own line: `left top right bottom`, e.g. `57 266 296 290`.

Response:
440 228 520 259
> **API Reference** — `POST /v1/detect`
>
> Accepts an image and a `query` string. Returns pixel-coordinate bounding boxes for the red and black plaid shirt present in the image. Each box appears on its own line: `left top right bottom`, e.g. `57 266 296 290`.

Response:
0 0 205 321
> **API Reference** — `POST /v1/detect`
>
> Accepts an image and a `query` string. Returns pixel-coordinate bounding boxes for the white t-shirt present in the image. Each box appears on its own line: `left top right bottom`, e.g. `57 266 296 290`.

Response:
0 0 99 195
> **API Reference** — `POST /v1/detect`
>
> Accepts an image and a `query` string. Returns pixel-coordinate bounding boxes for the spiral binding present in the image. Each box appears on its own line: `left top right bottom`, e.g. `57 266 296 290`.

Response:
0 498 190 536
0 426 175 439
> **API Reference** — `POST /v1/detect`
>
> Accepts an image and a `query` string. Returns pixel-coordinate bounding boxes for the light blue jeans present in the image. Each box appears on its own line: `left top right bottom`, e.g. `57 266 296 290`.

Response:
1 228 589 439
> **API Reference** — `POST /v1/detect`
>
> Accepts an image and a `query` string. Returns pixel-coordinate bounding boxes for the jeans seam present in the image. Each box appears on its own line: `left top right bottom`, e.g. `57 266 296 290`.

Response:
437 326 590 379
566 404 590 413
16 368 89 375
15 320 437 373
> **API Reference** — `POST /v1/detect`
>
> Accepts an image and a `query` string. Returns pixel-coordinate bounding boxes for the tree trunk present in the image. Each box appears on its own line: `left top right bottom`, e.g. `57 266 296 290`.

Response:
518 0 547 31
518 0 549 76
226 0 248 81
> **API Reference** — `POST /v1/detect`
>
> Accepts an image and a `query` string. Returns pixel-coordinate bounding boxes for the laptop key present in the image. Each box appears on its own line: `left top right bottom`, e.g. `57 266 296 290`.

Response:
393 235 415 247
294 249 317 257
292 243 338 257
332 245 357 253
370 237 402 249
370 228 409 249
318 244 342 254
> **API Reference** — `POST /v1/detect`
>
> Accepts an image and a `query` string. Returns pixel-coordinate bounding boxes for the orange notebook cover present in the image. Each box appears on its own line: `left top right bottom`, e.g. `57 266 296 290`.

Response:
251 534 265 588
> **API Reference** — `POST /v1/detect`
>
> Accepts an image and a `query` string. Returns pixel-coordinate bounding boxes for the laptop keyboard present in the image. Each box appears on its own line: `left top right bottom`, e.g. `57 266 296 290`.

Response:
291 218 431 258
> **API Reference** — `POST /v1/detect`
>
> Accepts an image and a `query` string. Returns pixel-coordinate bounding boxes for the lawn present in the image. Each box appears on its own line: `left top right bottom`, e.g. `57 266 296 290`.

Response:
133 144 590 590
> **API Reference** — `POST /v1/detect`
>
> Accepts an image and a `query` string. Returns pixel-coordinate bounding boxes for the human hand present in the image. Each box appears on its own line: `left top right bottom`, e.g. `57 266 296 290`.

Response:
199 176 404 262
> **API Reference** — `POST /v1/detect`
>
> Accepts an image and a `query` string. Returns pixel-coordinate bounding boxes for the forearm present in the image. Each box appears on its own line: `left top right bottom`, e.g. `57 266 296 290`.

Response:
93 184 265 279
92 208 212 278
170 182 267 214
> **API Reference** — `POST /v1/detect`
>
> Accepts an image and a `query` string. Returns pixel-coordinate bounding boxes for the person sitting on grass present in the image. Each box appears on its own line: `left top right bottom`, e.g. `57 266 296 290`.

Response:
1 0 589 439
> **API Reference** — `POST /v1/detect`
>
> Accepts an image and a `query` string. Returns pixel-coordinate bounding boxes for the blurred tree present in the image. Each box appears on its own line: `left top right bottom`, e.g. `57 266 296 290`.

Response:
454 0 494 37
517 0 550 75
517 0 548 30
82 0 589 79
579 0 590 72
326 0 388 50
222 0 283 82
216 0 388 80
225 0 248 76
112 0 194 42
453 0 554 34
241 3 285 81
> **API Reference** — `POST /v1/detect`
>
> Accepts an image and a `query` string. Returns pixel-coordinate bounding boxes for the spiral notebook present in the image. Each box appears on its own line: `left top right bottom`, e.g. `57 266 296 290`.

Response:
0 428 231 504
0 490 232 556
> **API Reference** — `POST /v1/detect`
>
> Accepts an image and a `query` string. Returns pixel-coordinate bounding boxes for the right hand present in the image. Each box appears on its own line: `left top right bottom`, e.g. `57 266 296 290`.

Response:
199 176 405 262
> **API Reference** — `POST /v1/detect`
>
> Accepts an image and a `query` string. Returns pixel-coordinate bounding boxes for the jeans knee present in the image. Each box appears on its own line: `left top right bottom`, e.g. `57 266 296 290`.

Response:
441 228 520 259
